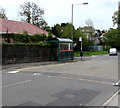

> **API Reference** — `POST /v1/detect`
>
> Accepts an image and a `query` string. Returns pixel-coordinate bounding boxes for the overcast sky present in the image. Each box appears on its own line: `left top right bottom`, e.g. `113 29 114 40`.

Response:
0 0 119 30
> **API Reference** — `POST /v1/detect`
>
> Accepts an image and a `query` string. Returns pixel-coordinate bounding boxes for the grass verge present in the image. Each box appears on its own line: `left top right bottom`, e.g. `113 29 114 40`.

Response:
74 51 108 57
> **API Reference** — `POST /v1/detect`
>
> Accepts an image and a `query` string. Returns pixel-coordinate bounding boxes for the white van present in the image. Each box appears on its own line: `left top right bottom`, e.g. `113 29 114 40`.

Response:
109 48 117 56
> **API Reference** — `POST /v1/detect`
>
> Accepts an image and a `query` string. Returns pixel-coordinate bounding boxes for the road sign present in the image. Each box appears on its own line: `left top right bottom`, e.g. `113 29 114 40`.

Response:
79 37 82 41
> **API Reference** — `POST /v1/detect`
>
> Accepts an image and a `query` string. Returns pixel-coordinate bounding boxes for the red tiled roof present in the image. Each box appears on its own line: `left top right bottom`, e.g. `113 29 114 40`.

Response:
0 18 48 35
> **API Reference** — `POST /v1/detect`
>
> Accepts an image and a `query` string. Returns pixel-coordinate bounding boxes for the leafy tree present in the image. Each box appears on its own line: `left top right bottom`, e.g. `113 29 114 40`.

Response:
74 29 91 51
51 23 74 38
61 23 73 39
51 23 90 50
0 7 7 19
112 2 120 27
60 23 90 50
42 25 51 34
85 19 94 27
118 2 120 29
51 24 62 37
85 19 94 37
60 23 85 42
19 2 46 28
104 28 120 49
112 11 119 26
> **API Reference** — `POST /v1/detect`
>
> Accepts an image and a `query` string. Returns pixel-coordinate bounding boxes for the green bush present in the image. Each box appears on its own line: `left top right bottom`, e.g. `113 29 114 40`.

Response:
13 32 32 43
7 32 55 47
105 29 120 49
13 31 52 43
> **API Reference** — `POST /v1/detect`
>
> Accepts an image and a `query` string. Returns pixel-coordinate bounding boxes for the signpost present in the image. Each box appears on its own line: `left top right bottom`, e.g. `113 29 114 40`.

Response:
79 37 83 60
79 37 82 51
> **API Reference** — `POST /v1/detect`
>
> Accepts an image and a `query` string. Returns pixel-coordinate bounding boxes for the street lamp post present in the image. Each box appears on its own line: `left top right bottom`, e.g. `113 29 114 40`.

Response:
71 2 88 40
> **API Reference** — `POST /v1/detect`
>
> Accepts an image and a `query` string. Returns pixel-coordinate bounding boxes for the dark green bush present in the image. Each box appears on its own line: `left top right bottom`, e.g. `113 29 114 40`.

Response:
13 32 32 43
2 42 51 47
3 32 57 47
13 32 50 43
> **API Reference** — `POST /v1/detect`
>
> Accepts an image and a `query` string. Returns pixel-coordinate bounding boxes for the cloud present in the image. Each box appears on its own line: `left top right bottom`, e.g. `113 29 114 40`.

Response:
0 0 119 30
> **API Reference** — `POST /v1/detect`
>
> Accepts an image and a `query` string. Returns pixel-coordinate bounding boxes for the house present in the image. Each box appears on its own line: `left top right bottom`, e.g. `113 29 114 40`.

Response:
0 18 50 43
78 26 96 40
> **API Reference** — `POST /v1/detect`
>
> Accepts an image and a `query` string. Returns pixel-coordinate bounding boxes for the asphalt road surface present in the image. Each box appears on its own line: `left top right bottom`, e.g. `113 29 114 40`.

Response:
2 54 119 107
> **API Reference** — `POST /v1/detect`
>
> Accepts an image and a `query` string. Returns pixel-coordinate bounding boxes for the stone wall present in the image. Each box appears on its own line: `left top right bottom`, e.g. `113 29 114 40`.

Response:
2 45 57 65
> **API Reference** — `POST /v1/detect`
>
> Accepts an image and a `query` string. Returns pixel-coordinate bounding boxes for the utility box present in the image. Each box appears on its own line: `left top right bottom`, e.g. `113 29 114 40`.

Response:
49 38 74 61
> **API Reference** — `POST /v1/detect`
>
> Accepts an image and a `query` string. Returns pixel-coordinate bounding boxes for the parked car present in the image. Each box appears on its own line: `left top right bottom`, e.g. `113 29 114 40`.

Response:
109 48 118 56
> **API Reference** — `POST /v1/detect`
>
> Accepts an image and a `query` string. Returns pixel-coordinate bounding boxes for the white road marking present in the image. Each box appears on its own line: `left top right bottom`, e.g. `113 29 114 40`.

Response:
2 80 31 88
92 55 97 57
101 89 120 107
8 70 20 74
33 73 40 75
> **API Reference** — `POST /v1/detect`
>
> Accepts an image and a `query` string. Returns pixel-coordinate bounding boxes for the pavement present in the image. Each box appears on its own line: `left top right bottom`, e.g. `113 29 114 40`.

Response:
2 56 91 71
2 56 119 107
102 88 119 107
107 94 118 106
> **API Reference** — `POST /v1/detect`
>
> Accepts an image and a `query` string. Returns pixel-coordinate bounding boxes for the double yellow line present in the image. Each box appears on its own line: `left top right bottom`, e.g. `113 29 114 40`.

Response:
16 62 76 71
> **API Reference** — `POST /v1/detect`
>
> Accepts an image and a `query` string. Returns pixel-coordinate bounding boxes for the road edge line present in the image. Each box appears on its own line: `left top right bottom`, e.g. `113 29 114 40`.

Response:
101 89 120 107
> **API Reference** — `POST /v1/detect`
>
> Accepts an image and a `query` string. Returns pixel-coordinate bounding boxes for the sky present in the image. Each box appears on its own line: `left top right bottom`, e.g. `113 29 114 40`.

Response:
0 0 119 30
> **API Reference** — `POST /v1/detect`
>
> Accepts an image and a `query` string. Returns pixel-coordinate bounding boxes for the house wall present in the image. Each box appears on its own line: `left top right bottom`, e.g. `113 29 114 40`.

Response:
0 37 2 44
2 45 57 65
88 45 103 51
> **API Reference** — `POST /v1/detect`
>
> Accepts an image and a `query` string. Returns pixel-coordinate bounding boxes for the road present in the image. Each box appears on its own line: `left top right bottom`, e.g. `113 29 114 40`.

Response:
2 54 119 107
